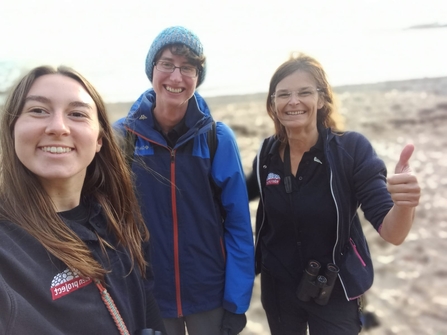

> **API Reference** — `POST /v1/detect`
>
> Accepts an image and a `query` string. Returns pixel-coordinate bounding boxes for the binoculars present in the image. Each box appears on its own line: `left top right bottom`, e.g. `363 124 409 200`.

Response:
135 330 162 335
296 260 340 306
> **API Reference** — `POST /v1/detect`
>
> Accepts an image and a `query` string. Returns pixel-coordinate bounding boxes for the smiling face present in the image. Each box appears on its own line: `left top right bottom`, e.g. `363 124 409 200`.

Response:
272 70 323 132
14 74 102 191
152 48 198 112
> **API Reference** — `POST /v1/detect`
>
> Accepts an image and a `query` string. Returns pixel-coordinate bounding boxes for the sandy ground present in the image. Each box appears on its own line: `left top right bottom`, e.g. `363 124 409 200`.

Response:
107 77 447 335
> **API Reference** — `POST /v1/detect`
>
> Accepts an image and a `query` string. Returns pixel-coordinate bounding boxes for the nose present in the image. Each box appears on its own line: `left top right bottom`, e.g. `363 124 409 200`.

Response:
170 67 183 82
288 92 301 104
45 112 70 136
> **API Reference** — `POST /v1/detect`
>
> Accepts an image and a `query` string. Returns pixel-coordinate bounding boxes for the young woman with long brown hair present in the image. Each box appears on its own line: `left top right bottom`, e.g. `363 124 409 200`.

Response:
0 65 165 335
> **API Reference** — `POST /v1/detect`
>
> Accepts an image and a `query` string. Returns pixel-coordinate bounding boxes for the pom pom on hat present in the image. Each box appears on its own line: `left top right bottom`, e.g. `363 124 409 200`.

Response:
145 26 206 87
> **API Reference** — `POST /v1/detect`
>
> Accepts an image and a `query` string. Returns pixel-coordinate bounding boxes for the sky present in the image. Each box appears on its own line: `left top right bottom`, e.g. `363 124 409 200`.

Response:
1 0 446 102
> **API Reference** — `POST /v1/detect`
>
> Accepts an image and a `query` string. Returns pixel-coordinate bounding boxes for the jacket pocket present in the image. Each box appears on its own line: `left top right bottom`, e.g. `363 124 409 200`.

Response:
350 238 366 267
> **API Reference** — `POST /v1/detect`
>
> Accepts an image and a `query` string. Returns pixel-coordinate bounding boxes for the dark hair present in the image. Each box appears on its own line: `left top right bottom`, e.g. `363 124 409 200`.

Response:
266 53 340 144
154 44 206 74
0 65 149 281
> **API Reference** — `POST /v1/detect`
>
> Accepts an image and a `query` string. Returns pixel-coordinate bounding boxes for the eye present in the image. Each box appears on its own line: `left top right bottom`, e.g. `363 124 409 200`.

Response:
159 61 174 70
29 107 48 115
69 111 87 118
298 91 312 97
276 92 291 99
181 65 196 74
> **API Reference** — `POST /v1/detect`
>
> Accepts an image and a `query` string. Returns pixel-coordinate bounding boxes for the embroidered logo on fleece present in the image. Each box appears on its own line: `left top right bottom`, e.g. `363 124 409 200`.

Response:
266 173 281 186
51 268 92 300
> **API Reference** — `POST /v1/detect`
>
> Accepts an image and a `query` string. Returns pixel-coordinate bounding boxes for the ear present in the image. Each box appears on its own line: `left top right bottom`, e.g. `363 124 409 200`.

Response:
96 137 103 153
317 97 324 110
270 100 277 113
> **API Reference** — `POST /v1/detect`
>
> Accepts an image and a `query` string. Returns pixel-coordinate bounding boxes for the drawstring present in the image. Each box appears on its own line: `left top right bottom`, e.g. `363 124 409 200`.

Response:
95 280 130 335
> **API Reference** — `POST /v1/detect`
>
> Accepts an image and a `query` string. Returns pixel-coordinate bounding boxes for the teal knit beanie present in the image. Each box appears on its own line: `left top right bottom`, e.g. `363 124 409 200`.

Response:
145 26 206 87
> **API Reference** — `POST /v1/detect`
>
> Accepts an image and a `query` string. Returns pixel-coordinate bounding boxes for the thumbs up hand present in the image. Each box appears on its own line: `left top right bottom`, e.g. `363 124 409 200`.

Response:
387 144 421 207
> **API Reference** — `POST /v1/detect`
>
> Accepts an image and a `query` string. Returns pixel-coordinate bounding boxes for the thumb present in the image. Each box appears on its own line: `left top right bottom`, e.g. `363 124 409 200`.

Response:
395 144 414 174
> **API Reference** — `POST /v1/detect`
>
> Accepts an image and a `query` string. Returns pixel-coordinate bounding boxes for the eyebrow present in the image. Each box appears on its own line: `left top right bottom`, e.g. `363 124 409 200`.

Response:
25 95 51 104
159 56 192 65
24 95 93 109
277 87 314 92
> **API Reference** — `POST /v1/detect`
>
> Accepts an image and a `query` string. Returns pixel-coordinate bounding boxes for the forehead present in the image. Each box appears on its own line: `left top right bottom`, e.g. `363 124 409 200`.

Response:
158 48 190 63
27 74 94 106
276 70 317 91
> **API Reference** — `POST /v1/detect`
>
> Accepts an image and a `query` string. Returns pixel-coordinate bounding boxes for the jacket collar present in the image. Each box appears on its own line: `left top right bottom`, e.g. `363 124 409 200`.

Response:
124 89 213 142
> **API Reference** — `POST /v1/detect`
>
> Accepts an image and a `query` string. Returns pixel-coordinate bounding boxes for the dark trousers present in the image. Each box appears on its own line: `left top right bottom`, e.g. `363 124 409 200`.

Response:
162 307 225 335
261 267 362 335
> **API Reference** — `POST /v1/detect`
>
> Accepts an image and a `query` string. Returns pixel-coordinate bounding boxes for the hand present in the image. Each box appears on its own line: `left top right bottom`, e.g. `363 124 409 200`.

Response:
387 144 420 207
221 310 247 335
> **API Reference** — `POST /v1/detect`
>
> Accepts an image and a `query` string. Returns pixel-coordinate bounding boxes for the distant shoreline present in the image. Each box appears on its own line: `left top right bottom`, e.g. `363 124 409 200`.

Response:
105 76 447 120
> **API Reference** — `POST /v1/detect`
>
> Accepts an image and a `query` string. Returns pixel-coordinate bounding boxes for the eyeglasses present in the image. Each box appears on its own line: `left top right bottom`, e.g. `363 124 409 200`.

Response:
154 61 199 78
271 88 321 102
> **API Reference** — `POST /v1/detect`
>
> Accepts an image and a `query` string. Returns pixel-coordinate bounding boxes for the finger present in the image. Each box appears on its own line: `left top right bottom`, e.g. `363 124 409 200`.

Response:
388 193 420 207
387 173 418 185
395 144 415 174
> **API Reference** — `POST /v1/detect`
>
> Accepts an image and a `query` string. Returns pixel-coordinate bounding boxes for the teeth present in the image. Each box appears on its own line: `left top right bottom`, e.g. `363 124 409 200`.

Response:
286 111 305 115
41 147 72 154
166 86 182 93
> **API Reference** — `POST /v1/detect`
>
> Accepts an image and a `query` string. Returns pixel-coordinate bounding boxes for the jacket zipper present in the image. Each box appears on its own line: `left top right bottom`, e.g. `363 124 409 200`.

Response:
350 238 366 266
329 169 346 292
327 137 351 300
170 149 183 317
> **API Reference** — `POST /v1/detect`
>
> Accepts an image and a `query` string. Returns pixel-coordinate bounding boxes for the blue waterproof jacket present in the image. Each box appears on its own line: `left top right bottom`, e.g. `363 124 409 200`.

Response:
114 89 254 318
250 129 394 300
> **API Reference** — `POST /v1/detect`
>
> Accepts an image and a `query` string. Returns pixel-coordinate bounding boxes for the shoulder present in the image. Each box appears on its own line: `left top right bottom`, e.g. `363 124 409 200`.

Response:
329 130 371 145
0 220 23 239
215 121 237 143
328 130 375 159
328 130 386 177
0 220 41 254
257 136 280 161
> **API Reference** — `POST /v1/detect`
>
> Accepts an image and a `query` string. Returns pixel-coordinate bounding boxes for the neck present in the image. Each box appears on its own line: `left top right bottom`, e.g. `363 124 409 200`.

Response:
40 179 83 212
153 101 188 133
286 127 319 152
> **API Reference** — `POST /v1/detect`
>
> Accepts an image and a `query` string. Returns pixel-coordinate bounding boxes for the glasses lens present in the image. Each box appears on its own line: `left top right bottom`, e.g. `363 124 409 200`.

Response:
274 89 318 102
156 61 174 72
180 66 198 78
155 61 198 78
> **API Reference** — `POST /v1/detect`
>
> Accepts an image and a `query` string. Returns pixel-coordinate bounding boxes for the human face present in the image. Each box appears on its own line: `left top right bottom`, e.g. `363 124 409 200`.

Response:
152 48 198 110
272 70 323 132
14 74 102 190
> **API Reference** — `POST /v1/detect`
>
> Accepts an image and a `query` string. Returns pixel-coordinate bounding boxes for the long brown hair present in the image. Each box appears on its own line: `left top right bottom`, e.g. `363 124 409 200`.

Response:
0 65 149 281
266 53 341 144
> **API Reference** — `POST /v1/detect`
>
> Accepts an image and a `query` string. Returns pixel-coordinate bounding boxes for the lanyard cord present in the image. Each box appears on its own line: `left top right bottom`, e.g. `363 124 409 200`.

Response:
283 143 293 194
95 280 130 335
284 144 304 266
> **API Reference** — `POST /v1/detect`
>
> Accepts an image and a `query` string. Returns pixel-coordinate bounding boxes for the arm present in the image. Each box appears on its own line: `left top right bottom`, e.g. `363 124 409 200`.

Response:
379 144 420 245
211 122 255 314
0 272 12 334
245 156 260 201
142 241 166 333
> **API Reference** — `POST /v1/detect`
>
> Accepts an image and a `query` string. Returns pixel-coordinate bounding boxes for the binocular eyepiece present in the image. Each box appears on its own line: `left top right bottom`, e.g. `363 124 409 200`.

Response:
134 329 162 335
296 260 340 306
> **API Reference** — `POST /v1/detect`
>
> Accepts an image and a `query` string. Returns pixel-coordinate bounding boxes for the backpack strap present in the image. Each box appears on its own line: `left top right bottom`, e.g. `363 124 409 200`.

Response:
256 136 277 195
